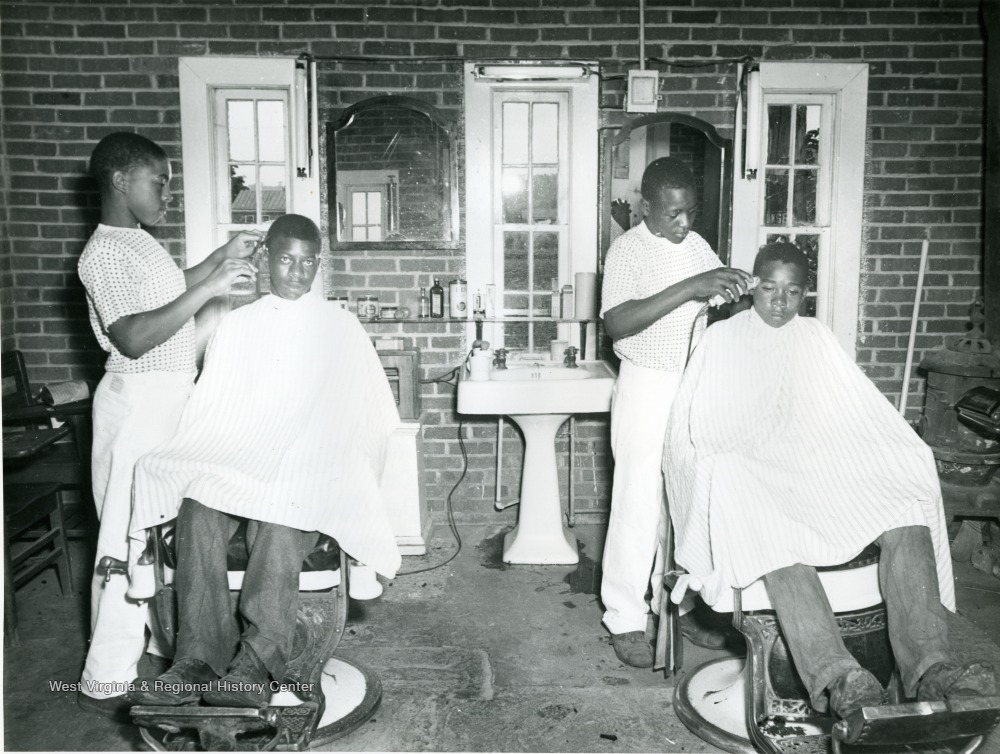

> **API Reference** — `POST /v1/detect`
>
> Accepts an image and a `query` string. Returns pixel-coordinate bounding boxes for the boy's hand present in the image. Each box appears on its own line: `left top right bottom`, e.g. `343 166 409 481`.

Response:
689 268 755 304
204 258 258 297
219 230 264 260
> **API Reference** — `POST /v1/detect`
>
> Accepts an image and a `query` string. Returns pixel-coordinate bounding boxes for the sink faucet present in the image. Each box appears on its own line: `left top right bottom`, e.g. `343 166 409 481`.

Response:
563 346 578 369
493 348 508 370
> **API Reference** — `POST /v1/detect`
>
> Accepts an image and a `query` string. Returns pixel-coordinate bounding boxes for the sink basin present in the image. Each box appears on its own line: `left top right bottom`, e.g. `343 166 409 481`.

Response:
489 365 592 381
456 360 617 565
457 361 616 415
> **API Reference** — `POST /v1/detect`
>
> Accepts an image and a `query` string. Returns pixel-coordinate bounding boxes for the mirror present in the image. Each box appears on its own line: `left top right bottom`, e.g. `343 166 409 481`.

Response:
327 96 459 249
600 113 732 264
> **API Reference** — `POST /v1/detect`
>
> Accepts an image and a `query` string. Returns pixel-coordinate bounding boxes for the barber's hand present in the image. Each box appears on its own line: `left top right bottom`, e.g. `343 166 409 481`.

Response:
203 257 258 297
689 267 755 304
217 230 264 260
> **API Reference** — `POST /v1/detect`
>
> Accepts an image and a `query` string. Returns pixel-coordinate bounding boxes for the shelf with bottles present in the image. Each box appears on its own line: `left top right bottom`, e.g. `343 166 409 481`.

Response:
357 316 601 324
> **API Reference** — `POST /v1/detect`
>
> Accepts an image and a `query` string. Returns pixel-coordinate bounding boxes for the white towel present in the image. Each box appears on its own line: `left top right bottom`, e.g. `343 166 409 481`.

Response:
132 294 402 579
663 309 954 610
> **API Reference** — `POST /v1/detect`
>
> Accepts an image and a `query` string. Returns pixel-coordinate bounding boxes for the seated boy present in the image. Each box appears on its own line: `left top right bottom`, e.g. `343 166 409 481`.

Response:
129 215 401 708
663 242 996 719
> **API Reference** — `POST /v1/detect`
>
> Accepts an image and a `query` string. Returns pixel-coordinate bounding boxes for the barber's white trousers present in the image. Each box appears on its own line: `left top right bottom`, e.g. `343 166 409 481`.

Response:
601 361 691 635
81 371 194 699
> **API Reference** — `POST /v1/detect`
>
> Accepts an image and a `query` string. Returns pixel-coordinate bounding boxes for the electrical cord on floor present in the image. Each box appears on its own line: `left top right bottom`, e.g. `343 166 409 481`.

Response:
396 360 470 576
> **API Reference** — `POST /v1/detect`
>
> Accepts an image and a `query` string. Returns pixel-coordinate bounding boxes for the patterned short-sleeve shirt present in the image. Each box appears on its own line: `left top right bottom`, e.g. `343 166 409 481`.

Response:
78 224 196 374
600 222 722 373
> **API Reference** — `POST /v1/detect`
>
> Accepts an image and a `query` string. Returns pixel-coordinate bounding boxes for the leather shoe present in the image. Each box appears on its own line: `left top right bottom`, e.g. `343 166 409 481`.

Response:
679 612 740 650
917 661 997 702
129 658 219 706
828 667 883 719
203 642 271 708
77 690 133 723
611 631 654 668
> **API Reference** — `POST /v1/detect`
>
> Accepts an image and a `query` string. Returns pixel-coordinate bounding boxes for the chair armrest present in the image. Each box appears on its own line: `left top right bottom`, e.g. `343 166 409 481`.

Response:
3 400 92 424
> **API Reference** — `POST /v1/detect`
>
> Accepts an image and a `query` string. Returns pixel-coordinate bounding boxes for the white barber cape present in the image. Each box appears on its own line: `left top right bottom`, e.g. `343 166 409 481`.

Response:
133 294 402 579
664 308 954 610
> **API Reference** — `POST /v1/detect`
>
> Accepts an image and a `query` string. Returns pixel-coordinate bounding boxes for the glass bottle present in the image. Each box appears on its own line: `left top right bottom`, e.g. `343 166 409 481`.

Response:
430 278 445 318
418 287 430 318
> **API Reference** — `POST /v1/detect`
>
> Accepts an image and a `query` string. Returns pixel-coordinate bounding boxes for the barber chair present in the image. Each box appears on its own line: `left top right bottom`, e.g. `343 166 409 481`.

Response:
108 523 381 751
658 542 1000 754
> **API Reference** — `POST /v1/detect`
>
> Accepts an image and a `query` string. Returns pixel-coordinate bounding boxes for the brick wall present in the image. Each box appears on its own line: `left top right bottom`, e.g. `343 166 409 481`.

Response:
0 0 987 523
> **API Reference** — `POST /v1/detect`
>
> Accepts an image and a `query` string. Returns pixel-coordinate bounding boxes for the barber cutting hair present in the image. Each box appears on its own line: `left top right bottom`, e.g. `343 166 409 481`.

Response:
598 157 753 668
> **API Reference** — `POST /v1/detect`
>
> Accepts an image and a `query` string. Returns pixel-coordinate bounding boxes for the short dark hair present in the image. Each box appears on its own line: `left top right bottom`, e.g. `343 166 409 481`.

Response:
640 157 696 201
265 214 322 248
89 132 167 193
753 242 809 282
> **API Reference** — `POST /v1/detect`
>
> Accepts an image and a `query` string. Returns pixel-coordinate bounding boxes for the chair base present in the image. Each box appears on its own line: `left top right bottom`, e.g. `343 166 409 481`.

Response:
673 657 996 754
133 655 381 752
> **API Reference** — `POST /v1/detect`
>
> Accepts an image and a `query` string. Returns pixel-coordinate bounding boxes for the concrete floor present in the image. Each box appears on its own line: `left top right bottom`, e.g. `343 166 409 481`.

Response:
4 522 1000 752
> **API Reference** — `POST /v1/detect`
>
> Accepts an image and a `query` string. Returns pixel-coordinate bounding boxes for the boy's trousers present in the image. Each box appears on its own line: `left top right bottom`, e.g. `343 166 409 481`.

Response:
763 525 951 711
173 499 319 680
602 360 693 635
81 371 194 699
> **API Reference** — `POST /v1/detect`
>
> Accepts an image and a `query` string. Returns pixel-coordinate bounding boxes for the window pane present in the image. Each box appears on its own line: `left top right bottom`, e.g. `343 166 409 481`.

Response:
795 105 820 166
505 322 529 350
367 191 381 222
766 105 791 165
227 101 255 161
763 169 788 226
352 226 367 242
502 168 528 224
794 234 819 292
504 292 529 311
532 168 558 224
503 102 529 165
257 100 286 163
534 321 558 350
532 103 558 164
352 192 367 223
259 165 287 223
368 224 382 242
793 170 817 226
230 164 257 223
533 232 559 292
504 232 529 290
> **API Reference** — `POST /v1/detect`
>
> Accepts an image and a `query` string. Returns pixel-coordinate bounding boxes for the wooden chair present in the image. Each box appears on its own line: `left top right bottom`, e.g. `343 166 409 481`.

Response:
1 349 95 538
4 482 73 645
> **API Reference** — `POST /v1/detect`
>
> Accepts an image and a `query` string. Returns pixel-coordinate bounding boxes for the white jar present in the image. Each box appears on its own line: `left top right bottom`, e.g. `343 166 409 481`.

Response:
449 279 467 318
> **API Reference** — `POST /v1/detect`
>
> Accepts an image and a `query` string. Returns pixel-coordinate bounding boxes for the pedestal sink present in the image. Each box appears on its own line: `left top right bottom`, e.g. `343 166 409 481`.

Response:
457 361 617 564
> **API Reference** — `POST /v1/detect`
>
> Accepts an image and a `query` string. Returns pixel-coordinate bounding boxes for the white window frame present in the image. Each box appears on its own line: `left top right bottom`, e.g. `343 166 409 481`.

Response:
731 62 868 357
212 88 293 241
179 56 321 349
465 62 599 353
492 91 569 352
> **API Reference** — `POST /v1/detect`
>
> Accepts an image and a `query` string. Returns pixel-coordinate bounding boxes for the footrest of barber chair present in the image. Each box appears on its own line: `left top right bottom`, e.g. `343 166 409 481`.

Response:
132 704 286 752
833 696 1000 751
131 656 383 752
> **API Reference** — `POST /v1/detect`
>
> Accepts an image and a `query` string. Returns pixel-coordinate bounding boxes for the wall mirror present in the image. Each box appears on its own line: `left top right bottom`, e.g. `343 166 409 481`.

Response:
600 113 732 265
327 95 459 250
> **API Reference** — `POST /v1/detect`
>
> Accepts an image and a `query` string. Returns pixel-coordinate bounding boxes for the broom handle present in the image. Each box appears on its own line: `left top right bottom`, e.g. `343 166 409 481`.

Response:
899 238 930 416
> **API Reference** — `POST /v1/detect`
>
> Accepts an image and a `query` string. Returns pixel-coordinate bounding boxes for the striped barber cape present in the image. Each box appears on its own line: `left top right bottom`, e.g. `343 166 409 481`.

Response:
663 308 954 611
132 294 402 579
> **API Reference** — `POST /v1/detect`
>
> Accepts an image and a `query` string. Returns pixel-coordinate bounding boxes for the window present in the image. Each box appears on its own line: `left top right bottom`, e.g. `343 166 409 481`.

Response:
759 97 833 318
494 94 568 351
465 63 599 353
731 63 867 356
213 91 290 241
179 57 320 350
